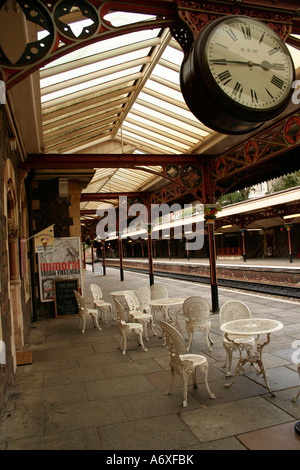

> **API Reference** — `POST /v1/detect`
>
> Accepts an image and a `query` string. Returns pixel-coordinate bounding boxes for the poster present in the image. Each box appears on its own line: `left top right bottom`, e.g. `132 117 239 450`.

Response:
38 237 83 302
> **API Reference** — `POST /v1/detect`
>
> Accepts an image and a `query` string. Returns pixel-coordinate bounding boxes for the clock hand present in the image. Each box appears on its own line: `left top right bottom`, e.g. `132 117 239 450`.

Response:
211 59 250 66
211 58 284 71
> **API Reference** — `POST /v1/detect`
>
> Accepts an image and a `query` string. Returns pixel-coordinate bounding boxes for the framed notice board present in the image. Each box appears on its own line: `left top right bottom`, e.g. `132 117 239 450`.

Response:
54 279 79 317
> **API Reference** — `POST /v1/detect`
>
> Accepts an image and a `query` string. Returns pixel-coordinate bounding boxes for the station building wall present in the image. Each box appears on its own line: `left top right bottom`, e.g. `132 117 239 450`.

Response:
0 106 32 414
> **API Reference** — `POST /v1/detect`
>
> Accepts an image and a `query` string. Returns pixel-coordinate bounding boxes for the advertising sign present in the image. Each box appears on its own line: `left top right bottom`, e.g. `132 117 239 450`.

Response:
38 237 83 302
34 224 55 253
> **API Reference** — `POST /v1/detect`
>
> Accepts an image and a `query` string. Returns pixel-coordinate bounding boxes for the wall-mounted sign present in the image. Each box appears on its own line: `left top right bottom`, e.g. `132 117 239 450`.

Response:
34 224 55 253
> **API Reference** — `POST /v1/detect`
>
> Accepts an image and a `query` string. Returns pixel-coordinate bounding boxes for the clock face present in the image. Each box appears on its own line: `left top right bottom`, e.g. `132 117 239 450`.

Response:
204 16 294 111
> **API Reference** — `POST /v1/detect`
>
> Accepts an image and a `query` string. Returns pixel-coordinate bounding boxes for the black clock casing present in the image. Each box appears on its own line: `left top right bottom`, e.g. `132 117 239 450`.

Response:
180 15 295 134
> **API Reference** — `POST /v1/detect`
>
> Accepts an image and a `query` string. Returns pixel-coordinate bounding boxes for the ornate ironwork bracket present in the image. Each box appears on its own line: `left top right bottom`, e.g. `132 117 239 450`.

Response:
210 110 300 199
0 0 177 89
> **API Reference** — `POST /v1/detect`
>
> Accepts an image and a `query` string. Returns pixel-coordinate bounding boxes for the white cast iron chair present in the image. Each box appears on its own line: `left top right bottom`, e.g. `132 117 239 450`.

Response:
292 364 300 403
90 284 113 323
150 283 169 322
150 283 169 300
74 290 101 334
219 300 256 377
134 286 151 314
160 321 216 407
183 296 214 352
124 290 156 341
114 298 148 355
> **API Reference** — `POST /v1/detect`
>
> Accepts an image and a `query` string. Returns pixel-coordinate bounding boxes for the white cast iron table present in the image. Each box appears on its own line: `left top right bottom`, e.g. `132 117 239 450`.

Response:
220 318 283 396
149 297 185 323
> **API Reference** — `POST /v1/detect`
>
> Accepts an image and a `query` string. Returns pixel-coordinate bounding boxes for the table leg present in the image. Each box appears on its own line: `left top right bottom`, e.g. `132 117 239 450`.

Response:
224 345 249 389
172 308 183 333
224 333 276 397
255 334 276 397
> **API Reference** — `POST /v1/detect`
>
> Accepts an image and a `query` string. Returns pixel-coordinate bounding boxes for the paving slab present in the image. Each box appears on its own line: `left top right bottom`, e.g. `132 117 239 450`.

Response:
179 396 292 442
237 421 300 450
6 428 102 450
45 397 127 435
97 414 200 450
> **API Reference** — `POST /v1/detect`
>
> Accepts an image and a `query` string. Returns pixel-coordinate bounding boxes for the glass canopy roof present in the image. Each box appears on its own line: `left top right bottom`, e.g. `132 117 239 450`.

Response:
38 11 300 222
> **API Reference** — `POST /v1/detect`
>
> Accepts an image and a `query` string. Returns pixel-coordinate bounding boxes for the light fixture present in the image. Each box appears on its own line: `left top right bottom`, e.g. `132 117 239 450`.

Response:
222 224 233 228
283 213 300 219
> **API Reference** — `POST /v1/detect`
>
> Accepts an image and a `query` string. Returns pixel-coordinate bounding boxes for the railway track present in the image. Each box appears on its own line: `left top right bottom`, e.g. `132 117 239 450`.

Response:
110 265 300 300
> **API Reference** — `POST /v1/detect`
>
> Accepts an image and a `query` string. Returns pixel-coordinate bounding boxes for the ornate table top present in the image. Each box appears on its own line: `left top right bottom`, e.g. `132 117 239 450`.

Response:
220 318 283 336
110 290 134 296
149 298 186 306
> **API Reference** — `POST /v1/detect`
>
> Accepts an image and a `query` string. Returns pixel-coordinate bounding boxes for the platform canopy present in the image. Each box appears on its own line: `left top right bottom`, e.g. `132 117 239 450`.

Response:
2 3 300 222
38 9 300 220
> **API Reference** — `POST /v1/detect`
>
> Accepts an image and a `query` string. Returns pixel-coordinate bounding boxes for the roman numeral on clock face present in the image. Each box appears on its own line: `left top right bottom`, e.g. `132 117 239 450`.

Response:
242 26 251 40
218 70 232 84
233 82 243 98
226 28 238 41
251 89 258 103
268 47 279 56
271 75 284 89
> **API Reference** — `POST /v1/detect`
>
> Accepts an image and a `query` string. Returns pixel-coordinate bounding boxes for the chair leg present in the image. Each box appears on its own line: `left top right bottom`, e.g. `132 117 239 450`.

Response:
140 320 149 341
201 363 216 399
205 329 213 352
223 344 233 377
81 315 86 334
91 313 102 331
108 305 116 323
100 306 107 323
292 387 300 403
182 371 189 407
121 333 127 355
151 307 157 324
150 318 157 337
165 365 175 397
192 368 198 389
136 330 148 352
187 329 193 352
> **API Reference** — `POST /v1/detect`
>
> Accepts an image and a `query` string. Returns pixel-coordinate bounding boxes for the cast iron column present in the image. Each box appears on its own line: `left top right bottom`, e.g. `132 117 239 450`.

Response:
207 221 219 313
118 238 124 281
241 229 246 262
101 240 106 275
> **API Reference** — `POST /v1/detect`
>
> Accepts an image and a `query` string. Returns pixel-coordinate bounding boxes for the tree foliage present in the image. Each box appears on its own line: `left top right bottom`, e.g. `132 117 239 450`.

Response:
268 171 300 193
219 188 253 207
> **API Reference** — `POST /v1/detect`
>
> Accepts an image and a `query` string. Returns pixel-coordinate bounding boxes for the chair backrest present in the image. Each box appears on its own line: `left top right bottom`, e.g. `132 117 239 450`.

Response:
114 297 127 324
150 283 168 300
74 290 85 313
124 290 140 312
90 284 103 301
135 286 151 309
219 300 252 325
160 321 187 358
183 296 210 322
